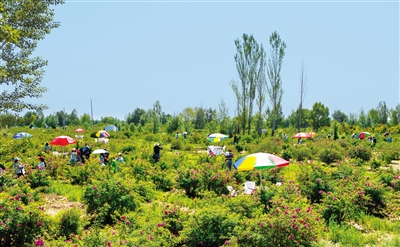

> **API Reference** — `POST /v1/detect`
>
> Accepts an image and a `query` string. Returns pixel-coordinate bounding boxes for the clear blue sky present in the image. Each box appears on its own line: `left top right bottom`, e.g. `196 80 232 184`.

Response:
32 0 399 121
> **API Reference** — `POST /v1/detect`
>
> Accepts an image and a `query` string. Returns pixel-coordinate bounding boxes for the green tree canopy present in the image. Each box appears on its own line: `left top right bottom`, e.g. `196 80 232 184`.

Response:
309 102 330 131
0 0 64 114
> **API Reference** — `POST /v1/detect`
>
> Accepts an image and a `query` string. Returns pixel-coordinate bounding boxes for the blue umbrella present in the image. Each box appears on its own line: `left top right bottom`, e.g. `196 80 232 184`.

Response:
13 132 33 139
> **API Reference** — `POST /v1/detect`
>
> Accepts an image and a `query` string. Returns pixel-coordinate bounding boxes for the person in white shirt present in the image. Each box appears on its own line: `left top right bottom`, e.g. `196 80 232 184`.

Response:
37 156 46 170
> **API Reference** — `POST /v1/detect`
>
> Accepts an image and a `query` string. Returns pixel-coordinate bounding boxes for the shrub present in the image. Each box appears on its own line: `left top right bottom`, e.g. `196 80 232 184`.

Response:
368 159 381 170
83 179 139 224
176 168 203 198
26 170 50 189
230 204 325 247
347 145 372 162
292 145 312 161
182 205 241 247
281 149 292 161
319 148 343 165
58 207 84 238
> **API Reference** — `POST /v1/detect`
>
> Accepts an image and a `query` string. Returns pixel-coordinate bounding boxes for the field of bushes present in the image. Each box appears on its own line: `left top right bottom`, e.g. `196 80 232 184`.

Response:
1 125 400 247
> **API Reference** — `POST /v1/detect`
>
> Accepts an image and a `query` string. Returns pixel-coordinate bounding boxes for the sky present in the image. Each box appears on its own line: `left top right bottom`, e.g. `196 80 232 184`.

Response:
29 0 399 121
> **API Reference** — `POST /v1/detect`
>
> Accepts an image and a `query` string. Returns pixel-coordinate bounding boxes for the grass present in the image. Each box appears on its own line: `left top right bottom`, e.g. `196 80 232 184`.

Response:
47 180 84 202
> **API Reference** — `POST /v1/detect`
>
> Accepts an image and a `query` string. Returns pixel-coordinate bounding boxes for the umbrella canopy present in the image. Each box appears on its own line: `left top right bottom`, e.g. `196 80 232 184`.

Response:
292 132 312 139
358 132 372 139
13 132 32 139
96 130 110 138
74 128 84 133
50 136 76 146
234 152 290 171
207 133 229 143
92 149 108 154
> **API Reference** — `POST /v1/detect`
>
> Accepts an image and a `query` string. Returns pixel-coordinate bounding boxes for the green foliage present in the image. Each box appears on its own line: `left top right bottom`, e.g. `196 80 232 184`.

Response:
347 144 372 162
58 206 84 238
83 178 139 224
230 203 325 247
318 148 343 165
182 205 241 247
176 168 203 198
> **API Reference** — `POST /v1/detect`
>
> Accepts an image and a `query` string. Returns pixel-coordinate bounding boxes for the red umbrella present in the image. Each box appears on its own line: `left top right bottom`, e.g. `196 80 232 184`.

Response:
74 128 84 133
292 132 312 138
50 136 76 146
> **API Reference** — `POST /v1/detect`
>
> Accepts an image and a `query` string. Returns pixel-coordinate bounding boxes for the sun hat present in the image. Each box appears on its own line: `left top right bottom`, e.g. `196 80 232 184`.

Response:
14 157 20 161
38 156 45 160
154 142 159 146
118 152 122 156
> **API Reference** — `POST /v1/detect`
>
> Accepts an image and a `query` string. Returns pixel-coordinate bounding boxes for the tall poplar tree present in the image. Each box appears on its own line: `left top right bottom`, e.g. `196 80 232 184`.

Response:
267 31 286 136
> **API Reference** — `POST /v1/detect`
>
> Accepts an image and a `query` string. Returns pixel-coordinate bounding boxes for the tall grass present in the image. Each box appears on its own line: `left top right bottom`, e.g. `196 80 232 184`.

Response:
47 180 84 201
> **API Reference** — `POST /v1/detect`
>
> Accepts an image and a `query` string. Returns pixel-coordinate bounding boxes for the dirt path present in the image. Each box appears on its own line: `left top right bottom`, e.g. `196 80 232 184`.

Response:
43 194 85 216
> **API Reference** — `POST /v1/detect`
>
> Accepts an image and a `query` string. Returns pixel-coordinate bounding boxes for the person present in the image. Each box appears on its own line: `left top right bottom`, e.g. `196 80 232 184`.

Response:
110 158 118 173
79 143 91 163
224 149 234 171
153 142 163 163
233 134 238 145
209 148 215 157
37 156 46 170
183 132 187 139
351 133 355 139
76 150 82 163
116 152 124 163
298 137 302 144
283 134 288 140
0 164 6 174
13 157 25 177
373 137 377 145
70 148 77 165
327 133 331 140
99 153 106 166
44 143 51 153
175 132 179 139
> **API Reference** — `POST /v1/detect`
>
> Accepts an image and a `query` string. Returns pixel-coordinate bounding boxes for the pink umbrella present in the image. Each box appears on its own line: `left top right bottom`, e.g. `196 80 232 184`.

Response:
50 136 76 146
74 128 84 133
292 132 312 139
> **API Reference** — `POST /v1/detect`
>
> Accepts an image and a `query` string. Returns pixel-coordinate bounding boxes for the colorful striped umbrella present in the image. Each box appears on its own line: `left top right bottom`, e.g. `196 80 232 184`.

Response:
207 133 229 143
234 152 289 171
358 132 372 140
96 130 110 138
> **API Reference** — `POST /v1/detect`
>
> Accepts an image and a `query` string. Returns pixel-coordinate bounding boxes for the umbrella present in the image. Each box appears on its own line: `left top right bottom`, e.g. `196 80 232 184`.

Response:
96 130 110 138
50 136 76 146
292 132 312 139
74 128 84 133
207 133 229 143
234 152 289 171
92 149 108 154
13 132 33 139
358 132 372 140
234 152 289 186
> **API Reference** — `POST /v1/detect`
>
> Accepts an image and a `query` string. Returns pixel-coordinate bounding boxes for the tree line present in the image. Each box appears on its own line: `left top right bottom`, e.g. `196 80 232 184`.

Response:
1 1 399 135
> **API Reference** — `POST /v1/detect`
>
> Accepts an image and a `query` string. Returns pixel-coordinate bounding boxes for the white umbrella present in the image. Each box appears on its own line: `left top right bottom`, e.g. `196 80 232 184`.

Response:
92 149 108 154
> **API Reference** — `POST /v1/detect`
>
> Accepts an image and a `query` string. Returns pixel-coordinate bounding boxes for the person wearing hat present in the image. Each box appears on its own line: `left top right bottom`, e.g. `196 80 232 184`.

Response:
153 142 163 163
13 157 25 177
70 148 77 165
224 149 234 171
116 152 124 163
37 156 46 170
